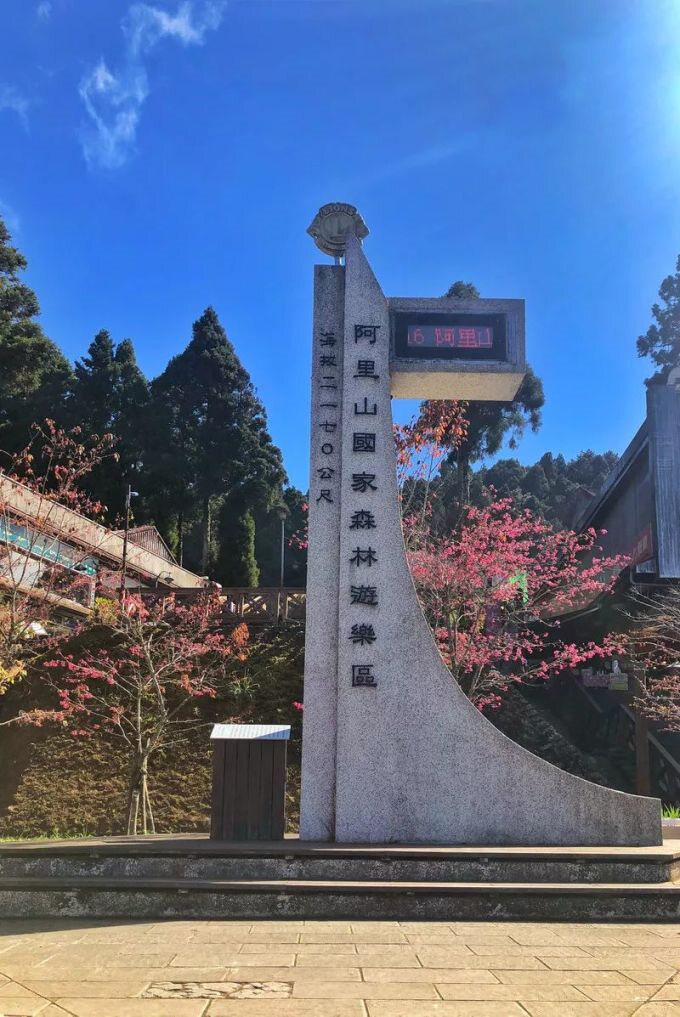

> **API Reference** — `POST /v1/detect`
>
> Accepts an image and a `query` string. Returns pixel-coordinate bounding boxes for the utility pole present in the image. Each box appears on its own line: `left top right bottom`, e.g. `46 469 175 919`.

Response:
119 483 136 601
280 514 286 588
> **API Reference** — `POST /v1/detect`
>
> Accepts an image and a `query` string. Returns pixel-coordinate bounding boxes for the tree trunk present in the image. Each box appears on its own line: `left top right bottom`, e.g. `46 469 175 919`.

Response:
126 755 155 835
201 497 211 575
457 451 470 510
178 511 184 567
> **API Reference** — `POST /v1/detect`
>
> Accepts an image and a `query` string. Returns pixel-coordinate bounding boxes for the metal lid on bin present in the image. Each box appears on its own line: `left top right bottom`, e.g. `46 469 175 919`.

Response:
210 723 291 741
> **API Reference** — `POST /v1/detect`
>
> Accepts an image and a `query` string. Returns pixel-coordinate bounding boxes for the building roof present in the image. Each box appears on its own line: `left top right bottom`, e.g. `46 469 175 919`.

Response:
0 474 206 591
574 420 648 533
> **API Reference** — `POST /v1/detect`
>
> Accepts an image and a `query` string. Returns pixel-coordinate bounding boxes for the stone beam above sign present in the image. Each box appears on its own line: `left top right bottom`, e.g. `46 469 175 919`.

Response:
388 296 525 401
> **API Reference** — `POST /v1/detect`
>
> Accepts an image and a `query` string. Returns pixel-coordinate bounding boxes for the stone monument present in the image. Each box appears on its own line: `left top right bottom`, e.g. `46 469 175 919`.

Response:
300 204 662 846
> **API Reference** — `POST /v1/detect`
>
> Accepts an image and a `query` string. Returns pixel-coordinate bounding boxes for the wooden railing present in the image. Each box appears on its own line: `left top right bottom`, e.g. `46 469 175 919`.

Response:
221 587 306 625
566 680 680 806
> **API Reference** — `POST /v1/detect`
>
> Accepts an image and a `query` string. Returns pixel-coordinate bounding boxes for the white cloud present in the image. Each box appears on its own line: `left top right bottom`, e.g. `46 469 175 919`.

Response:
0 84 30 130
79 1 226 170
0 199 21 234
36 2 52 20
79 60 148 170
126 1 226 55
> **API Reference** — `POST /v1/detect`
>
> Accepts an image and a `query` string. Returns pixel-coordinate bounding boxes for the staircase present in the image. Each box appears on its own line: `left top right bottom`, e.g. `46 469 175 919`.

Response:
0 835 679 921
503 680 680 806
490 686 629 790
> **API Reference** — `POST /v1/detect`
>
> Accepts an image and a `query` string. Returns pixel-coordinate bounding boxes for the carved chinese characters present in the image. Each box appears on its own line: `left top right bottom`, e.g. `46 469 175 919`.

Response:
347 322 383 688
299 265 345 841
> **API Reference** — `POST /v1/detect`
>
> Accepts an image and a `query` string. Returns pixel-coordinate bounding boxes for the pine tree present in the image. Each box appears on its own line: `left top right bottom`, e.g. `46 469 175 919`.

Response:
147 307 285 575
0 217 73 452
70 330 149 519
72 329 117 433
216 505 260 586
254 486 308 587
637 254 680 379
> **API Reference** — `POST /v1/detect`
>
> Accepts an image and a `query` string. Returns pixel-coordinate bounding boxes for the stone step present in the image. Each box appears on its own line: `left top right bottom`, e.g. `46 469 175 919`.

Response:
0 839 678 884
1 875 680 921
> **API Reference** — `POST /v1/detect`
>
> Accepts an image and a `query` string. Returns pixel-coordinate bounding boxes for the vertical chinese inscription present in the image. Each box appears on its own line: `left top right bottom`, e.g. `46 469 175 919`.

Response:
345 321 384 689
299 265 345 841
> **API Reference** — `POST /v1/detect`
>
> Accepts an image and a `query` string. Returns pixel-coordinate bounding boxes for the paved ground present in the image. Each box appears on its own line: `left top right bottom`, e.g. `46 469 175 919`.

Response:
0 919 679 1016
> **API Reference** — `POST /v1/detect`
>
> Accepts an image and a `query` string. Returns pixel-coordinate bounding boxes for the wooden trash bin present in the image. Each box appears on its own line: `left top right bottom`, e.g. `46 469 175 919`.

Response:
210 724 290 841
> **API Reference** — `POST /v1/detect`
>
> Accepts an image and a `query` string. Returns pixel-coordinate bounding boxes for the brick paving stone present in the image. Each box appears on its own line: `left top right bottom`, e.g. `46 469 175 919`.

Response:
436 984 591 1001
0 998 52 1015
353 922 402 929
0 967 228 984
504 932 571 946
586 947 680 959
362 968 500 984
631 952 680 965
52 1001 210 1016
541 955 675 970
78 932 197 945
207 1002 365 1016
404 935 471 946
616 971 675 985
576 984 662 1002
242 944 358 955
292 981 438 999
417 950 546 969
451 937 529 951
608 935 671 948
554 936 637 948
224 967 362 982
170 952 296 967
496 970 634 984
19 980 151 998
633 1006 680 1016
353 945 418 957
193 932 300 944
365 1003 528 1015
519 1005 643 1016
296 953 419 969
0 986 50 1000
299 933 407 944
34 1008 78 1016
654 985 680 999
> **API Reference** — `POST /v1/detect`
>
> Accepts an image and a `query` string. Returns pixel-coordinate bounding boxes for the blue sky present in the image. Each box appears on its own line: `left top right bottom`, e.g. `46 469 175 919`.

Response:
1 0 679 490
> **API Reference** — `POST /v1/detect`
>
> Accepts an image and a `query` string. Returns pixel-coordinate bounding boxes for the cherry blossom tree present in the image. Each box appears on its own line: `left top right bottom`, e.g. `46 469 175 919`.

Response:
623 585 680 731
36 590 249 834
0 421 116 698
407 499 628 709
395 400 468 548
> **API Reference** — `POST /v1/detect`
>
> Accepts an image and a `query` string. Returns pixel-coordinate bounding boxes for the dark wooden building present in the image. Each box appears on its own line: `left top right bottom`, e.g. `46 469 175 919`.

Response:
574 375 680 582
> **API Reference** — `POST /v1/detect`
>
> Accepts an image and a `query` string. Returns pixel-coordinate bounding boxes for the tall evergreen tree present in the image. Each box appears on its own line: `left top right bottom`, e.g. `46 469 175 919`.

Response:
637 254 680 380
437 448 618 532
71 330 117 434
254 486 308 587
216 504 260 586
0 217 73 451
70 330 149 519
147 307 285 575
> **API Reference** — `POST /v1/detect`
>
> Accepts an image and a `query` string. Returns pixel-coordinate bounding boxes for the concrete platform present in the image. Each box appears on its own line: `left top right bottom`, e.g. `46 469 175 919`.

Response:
0 836 679 922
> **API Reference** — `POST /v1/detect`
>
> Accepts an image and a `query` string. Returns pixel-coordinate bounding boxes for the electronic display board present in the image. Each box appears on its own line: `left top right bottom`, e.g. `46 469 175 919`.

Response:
393 311 507 362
